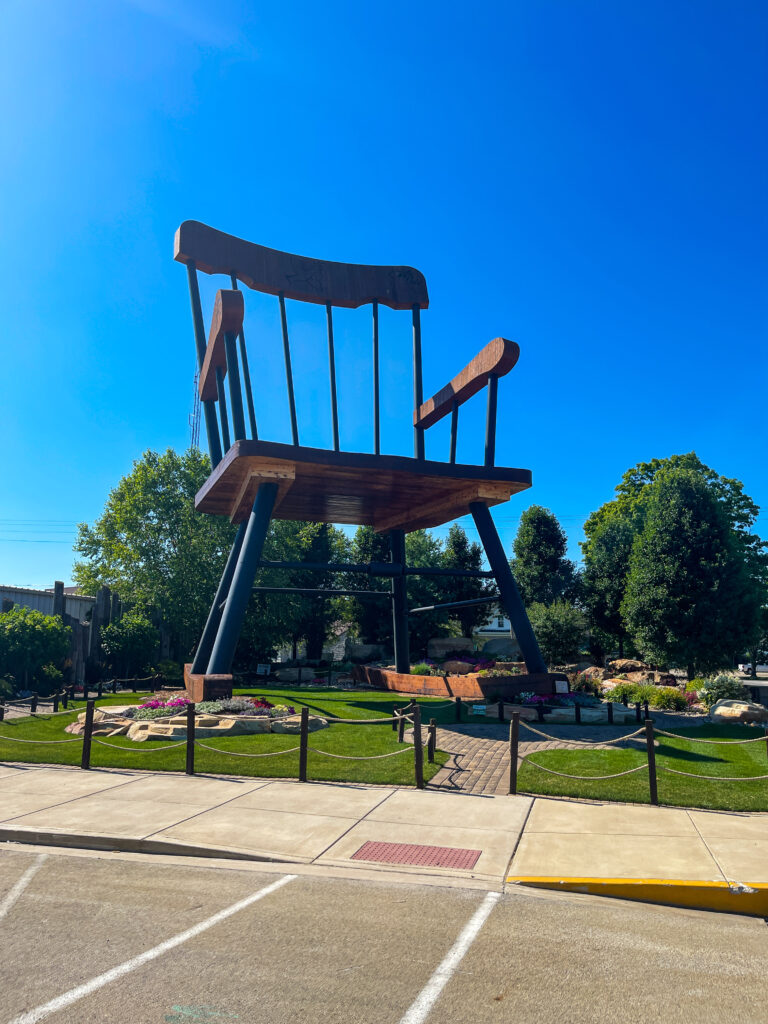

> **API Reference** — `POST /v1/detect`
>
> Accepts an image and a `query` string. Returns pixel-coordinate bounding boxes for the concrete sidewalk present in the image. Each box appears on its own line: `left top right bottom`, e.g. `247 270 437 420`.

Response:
1 762 767 915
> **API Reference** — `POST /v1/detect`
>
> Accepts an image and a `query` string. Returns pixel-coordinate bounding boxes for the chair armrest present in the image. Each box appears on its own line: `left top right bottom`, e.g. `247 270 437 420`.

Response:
414 337 520 429
199 289 245 400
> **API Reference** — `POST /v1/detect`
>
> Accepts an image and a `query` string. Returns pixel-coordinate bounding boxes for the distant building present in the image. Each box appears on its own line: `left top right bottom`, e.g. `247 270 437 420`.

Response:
474 604 512 637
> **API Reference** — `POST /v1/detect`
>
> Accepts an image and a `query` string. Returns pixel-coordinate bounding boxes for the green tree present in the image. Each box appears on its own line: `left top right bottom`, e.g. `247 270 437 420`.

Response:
527 601 587 668
73 448 235 661
0 606 71 694
511 506 576 606
348 526 393 646
582 517 635 657
100 610 159 678
622 468 761 678
441 524 492 637
405 530 449 657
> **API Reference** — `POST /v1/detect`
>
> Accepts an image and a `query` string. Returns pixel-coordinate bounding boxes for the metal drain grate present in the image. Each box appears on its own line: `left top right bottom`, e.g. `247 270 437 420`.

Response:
351 841 482 870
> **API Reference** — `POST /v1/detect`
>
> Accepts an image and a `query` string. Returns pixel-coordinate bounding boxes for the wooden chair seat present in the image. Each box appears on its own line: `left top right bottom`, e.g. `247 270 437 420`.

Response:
195 439 532 534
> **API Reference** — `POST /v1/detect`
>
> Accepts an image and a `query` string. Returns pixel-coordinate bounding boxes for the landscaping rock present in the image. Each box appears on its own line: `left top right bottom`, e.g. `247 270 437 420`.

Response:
608 659 650 674
709 699 768 725
271 714 328 733
427 637 473 658
494 661 525 673
481 638 520 658
582 666 607 681
442 660 473 675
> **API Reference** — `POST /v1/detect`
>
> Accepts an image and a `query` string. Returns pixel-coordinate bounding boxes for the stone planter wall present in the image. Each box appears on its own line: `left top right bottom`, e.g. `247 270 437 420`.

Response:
352 666 568 700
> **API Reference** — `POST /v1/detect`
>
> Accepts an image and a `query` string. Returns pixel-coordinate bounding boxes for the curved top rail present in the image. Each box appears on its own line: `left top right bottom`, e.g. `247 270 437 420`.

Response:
175 220 429 311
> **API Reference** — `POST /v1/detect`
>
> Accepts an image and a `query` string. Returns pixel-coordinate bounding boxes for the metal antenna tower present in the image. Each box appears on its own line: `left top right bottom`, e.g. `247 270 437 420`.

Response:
189 365 201 448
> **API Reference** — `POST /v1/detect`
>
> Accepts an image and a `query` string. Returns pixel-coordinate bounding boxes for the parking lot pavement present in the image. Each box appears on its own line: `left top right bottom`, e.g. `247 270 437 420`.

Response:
1 847 767 1024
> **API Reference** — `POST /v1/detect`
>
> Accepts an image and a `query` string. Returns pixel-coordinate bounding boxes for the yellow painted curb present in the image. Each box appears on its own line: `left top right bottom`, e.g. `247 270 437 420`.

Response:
507 876 768 917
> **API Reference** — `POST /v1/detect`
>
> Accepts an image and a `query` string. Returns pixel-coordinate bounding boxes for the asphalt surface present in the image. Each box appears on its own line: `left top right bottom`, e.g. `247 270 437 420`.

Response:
1 846 767 1024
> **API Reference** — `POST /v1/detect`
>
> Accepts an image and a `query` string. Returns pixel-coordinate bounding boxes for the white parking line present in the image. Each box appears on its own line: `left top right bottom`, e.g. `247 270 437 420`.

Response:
5 873 297 1024
0 854 47 922
398 891 501 1024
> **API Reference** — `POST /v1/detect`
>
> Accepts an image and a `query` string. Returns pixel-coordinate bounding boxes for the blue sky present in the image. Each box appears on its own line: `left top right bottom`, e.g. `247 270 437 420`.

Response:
1 0 766 588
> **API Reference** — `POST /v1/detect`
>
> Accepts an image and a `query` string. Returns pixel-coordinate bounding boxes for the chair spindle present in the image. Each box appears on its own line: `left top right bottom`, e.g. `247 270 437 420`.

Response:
449 400 459 464
224 332 246 441
412 305 425 459
229 273 258 439
216 366 231 452
278 293 299 445
326 303 340 452
373 300 380 455
484 372 498 467
186 262 222 467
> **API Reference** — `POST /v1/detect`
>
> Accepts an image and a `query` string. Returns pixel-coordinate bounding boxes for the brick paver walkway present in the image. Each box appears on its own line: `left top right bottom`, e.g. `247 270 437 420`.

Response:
420 710 707 796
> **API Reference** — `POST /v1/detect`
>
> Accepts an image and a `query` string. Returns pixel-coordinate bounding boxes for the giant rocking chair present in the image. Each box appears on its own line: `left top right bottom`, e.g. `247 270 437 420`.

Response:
176 220 551 700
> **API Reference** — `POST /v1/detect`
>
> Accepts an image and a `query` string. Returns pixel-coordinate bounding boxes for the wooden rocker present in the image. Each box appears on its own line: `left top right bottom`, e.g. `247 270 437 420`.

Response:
175 220 549 699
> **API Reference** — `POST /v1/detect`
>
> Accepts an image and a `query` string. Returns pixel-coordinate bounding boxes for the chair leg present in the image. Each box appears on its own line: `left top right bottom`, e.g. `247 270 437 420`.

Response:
206 482 278 675
470 501 548 675
390 529 410 674
190 522 247 675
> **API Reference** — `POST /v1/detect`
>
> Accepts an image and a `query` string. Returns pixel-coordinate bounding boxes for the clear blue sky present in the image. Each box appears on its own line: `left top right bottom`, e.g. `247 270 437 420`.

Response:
1 0 766 589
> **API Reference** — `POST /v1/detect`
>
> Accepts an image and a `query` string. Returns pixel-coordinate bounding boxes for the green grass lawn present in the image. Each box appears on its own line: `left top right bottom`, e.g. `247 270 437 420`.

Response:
517 724 768 811
0 688 452 786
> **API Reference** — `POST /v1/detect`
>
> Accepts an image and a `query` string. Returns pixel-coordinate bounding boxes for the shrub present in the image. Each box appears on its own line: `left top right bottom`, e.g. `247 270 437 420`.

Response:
687 677 706 692
571 671 601 696
410 662 443 676
156 659 183 682
698 674 750 710
477 667 522 678
101 611 158 678
648 686 688 711
0 606 71 694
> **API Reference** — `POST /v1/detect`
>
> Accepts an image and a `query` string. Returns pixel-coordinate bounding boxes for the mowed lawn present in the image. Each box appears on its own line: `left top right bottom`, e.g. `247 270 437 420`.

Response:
0 688 452 786
517 724 768 812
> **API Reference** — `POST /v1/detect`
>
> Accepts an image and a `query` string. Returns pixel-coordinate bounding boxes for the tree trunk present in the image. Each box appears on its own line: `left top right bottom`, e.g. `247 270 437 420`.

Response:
618 636 624 659
749 649 758 679
687 663 696 681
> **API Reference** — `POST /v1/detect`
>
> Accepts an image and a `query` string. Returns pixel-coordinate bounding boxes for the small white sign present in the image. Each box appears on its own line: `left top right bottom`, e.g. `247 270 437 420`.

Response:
554 679 569 694
471 704 487 715
256 664 271 676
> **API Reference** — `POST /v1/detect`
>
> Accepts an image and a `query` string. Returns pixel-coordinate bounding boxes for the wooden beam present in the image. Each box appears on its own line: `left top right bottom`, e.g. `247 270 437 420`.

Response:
199 289 245 401
414 337 520 429
372 483 514 534
230 464 296 523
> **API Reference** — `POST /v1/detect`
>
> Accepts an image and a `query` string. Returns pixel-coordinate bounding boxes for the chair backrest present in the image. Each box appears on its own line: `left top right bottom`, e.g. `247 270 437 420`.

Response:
175 221 429 468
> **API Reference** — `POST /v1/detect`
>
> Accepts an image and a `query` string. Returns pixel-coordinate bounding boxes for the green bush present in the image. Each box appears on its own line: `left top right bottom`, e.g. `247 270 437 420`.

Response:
571 671 601 696
477 667 522 678
156 659 183 682
687 677 706 692
410 663 441 676
604 682 687 710
101 611 158 678
0 606 71 694
698 674 750 710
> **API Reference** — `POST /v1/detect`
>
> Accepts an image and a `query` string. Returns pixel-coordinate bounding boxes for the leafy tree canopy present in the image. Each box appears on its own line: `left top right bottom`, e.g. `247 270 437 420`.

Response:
0 606 71 694
622 467 762 677
511 505 577 606
527 601 586 668
100 610 159 678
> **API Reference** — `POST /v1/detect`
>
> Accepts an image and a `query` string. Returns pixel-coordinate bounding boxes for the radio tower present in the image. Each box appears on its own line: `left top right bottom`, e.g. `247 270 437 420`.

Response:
189 366 201 449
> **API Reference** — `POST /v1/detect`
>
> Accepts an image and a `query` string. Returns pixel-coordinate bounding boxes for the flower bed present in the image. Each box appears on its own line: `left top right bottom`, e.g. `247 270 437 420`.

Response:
352 665 568 699
119 696 296 721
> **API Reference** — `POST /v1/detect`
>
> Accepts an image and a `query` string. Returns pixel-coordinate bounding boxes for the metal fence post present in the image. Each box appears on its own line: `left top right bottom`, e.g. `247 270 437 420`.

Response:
299 706 309 782
635 702 642 723
0 700 4 722
427 718 436 763
53 692 59 714
606 701 613 724
80 700 95 770
97 682 103 699
509 712 520 795
498 698 505 724
645 718 658 805
185 702 196 775
455 696 462 723
765 726 768 762
574 702 581 724
643 700 650 720
413 704 424 789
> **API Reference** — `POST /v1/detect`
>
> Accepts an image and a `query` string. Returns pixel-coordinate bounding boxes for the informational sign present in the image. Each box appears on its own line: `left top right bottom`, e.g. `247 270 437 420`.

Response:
256 664 271 676
554 679 569 694
471 704 487 715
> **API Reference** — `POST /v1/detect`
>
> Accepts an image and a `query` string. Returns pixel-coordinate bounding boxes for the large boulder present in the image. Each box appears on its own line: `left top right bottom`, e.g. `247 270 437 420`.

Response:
709 700 768 725
442 660 473 675
608 659 650 674
427 637 474 659
481 638 521 659
582 666 607 681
